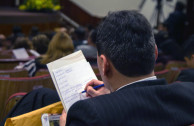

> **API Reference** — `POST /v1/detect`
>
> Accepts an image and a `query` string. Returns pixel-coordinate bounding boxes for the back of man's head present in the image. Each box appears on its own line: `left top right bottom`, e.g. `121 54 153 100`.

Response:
96 10 156 77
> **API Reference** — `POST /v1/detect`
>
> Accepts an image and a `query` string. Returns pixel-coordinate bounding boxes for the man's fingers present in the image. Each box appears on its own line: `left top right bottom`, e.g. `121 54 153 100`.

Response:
86 86 98 97
60 110 67 126
84 79 103 90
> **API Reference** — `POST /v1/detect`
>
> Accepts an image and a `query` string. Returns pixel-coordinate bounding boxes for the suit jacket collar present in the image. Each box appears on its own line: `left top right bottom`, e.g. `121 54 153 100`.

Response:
117 79 167 92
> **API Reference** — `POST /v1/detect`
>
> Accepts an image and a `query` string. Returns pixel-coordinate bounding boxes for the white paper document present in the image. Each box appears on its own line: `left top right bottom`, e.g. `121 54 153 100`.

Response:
47 51 97 112
53 61 96 111
12 48 29 59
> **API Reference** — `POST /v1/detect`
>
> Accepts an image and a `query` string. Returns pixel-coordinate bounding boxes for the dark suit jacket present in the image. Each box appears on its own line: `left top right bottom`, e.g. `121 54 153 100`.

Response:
177 68 194 82
66 79 194 126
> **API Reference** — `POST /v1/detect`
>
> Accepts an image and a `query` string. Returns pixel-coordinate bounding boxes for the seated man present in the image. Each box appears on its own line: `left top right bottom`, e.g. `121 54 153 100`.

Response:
60 10 194 126
177 35 194 82
75 29 97 58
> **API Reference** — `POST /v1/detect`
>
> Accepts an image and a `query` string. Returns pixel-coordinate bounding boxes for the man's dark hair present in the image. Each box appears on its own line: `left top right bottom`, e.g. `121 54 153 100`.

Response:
184 34 194 58
96 10 156 77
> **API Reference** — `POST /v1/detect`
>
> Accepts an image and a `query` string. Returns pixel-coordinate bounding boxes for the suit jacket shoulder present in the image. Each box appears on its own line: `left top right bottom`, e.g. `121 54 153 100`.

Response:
66 79 194 126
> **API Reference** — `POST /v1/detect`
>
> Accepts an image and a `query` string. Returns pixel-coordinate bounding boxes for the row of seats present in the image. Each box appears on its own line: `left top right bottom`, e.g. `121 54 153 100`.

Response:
0 60 187 121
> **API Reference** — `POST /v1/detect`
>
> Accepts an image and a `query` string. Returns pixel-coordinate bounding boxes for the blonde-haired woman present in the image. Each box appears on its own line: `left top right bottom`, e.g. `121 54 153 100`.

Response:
17 32 74 76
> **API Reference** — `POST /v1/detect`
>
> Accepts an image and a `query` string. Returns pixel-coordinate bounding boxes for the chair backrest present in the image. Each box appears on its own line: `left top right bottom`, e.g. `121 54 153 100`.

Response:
155 69 181 83
0 58 32 70
86 57 97 66
0 50 13 59
35 69 49 76
154 63 164 72
0 74 55 121
2 92 27 119
92 65 99 74
165 60 187 70
0 69 28 77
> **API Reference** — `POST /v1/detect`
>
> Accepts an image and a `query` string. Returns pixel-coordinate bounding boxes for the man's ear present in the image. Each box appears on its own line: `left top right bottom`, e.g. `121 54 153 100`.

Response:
99 55 110 76
155 45 158 61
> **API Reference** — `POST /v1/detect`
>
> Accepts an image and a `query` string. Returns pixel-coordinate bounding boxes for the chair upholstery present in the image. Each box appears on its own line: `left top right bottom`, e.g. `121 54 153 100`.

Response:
155 69 181 83
0 59 32 70
165 60 187 70
0 74 55 121
0 69 28 77
35 69 49 76
154 63 164 72
2 92 27 119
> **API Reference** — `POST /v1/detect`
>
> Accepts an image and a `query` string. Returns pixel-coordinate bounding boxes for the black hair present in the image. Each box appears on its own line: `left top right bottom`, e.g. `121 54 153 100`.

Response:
96 10 156 77
74 27 86 40
175 1 185 11
89 29 97 44
184 34 194 58
32 34 50 54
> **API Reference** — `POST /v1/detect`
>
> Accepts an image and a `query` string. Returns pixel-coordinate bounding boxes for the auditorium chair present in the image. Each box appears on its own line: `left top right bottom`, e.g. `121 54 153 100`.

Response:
92 65 99 74
86 57 97 66
0 74 55 121
96 73 102 81
0 50 13 59
154 63 164 72
165 60 187 70
35 69 49 76
0 58 32 70
0 54 13 59
0 69 28 77
155 69 181 83
2 92 27 120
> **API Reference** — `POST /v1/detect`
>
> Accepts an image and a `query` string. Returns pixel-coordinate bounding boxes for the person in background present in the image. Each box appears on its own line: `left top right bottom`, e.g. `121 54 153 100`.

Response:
30 34 50 57
60 10 194 126
176 34 194 82
8 26 24 44
0 34 6 50
75 29 97 58
16 32 74 77
12 37 32 50
72 27 87 48
165 1 186 45
159 38 184 61
29 26 39 40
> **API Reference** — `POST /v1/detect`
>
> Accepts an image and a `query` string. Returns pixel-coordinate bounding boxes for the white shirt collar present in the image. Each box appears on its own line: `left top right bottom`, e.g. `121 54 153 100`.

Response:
116 76 157 91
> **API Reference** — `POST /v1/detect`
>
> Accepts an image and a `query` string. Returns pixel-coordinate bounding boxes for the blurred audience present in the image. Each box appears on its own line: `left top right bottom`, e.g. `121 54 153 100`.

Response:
29 26 39 40
16 32 74 77
75 29 97 58
177 35 194 82
12 37 32 50
8 26 24 44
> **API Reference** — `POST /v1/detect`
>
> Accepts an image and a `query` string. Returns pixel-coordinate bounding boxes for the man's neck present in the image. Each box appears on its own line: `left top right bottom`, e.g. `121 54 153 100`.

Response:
109 71 155 92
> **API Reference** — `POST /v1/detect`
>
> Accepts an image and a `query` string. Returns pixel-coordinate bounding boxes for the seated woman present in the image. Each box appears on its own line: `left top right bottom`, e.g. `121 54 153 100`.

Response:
16 32 74 77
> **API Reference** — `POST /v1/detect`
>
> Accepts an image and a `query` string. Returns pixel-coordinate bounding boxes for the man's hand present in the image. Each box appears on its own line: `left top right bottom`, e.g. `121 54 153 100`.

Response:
60 110 67 126
85 79 110 97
